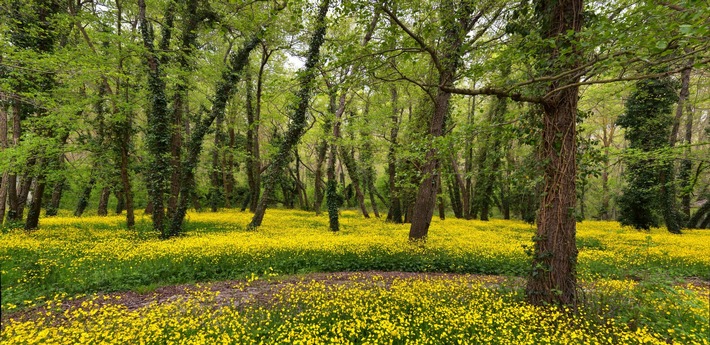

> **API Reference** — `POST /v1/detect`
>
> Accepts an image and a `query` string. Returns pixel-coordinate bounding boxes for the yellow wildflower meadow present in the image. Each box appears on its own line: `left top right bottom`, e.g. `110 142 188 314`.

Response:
1 209 708 344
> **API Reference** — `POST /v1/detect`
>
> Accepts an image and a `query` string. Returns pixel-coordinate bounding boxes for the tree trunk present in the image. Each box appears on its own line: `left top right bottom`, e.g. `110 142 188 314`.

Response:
340 147 370 218
116 1 134 228
75 177 96 217
525 0 583 307
245 67 261 213
46 178 64 216
168 36 261 236
676 63 693 218
138 0 180 236
409 89 450 240
326 143 339 231
25 176 45 230
408 0 470 240
6 101 22 222
463 96 475 219
115 190 125 215
313 120 330 215
0 101 8 223
209 115 223 212
387 88 403 223
97 186 110 216
249 0 331 229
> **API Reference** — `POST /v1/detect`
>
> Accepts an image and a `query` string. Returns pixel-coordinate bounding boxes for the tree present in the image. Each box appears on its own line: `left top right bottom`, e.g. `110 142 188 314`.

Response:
617 76 681 233
249 0 331 229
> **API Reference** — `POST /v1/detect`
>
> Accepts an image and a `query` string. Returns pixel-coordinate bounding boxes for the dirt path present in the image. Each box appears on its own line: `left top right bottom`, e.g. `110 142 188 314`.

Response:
1 272 518 325
3 271 707 326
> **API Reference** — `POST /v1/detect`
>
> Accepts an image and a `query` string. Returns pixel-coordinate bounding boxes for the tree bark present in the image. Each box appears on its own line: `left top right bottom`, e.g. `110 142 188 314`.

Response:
526 0 583 307
6 100 22 222
139 0 173 236
97 186 110 216
408 0 471 240
245 66 261 212
25 175 45 230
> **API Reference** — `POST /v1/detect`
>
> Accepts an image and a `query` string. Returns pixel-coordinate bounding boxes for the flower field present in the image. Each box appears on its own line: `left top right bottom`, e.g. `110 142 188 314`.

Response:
1 209 709 344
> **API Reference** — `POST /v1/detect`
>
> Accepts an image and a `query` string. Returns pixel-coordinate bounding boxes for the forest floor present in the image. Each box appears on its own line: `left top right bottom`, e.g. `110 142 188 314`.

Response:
2 209 709 344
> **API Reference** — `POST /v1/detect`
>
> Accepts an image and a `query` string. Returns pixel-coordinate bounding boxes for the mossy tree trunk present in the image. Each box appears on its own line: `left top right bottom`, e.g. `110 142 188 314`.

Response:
525 0 583 307
168 35 262 236
249 0 331 229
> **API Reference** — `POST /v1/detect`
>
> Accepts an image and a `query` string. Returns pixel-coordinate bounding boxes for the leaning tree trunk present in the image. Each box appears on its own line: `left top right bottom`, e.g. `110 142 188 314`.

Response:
167 36 261 237
74 177 96 217
25 173 45 230
407 0 471 241
249 0 331 229
525 0 583 307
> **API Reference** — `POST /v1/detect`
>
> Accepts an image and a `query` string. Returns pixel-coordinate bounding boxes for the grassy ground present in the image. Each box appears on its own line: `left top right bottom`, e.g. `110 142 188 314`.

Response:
1 209 709 344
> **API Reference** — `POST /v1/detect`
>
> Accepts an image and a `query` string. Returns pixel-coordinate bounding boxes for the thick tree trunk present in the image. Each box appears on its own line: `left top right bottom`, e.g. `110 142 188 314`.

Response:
525 0 583 307
74 177 96 217
139 0 173 236
409 88 451 240
249 0 330 229
97 186 111 216
115 190 125 215
25 177 45 230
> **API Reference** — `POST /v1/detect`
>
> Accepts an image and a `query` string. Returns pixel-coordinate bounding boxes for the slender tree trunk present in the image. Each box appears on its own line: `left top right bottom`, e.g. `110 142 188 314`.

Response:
526 0 583 307
116 0 134 228
249 0 331 229
6 101 22 222
313 120 330 215
326 143 339 231
675 63 693 218
210 115 223 212
387 88 403 223
46 173 65 217
245 67 261 212
168 36 261 236
340 147 370 218
0 101 8 223
463 96 475 219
